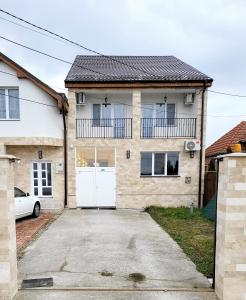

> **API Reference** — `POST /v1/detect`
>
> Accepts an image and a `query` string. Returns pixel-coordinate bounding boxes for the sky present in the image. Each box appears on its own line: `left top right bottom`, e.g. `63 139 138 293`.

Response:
0 0 246 146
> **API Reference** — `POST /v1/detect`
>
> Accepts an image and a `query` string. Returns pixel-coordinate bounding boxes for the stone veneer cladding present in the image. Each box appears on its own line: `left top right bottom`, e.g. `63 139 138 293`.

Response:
67 89 207 209
6 144 64 210
0 156 17 299
215 154 246 300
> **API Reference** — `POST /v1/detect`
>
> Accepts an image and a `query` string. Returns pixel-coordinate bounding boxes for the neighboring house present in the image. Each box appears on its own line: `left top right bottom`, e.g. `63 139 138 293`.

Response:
65 55 213 209
206 121 246 170
0 52 68 210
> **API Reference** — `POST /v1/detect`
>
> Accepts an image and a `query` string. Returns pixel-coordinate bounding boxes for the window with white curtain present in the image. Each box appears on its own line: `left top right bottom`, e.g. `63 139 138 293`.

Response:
92 104 112 126
155 103 176 126
0 88 20 120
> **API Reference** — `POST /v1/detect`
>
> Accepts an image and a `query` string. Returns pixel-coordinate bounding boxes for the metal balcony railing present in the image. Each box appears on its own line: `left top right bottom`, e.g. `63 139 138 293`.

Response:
76 118 132 138
140 118 197 138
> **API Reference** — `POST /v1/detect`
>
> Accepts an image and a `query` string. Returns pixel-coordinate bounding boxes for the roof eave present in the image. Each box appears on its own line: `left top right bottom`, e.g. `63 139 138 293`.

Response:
0 52 66 110
65 79 213 89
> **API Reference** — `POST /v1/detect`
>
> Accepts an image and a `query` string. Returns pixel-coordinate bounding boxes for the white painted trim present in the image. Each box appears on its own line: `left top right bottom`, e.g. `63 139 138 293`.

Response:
31 161 53 197
141 151 180 177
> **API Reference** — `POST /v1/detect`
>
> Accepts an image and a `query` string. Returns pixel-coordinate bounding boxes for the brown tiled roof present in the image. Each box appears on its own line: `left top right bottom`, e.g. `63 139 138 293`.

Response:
65 55 213 83
206 121 246 157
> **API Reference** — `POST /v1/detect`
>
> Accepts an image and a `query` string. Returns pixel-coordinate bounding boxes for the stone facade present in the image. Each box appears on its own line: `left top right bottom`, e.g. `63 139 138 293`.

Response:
0 156 17 299
67 88 207 209
215 154 246 300
6 145 65 211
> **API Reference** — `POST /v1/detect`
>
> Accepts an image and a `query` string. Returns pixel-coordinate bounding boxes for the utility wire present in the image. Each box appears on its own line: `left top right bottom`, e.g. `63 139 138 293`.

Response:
1 70 246 118
0 15 74 47
0 90 56 108
0 8 176 79
0 35 111 78
208 89 246 98
2 11 246 100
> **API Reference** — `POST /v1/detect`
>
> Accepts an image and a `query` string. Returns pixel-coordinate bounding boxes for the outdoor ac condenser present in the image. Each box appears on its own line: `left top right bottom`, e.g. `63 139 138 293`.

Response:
184 93 194 105
184 140 201 151
76 92 86 105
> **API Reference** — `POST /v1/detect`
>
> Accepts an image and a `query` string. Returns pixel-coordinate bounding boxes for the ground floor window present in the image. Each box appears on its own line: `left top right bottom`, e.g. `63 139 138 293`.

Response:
76 147 115 168
32 162 52 196
141 152 179 176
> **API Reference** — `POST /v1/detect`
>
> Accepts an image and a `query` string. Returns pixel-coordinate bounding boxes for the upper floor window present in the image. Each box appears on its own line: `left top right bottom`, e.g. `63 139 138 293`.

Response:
0 88 20 120
141 103 176 126
156 103 176 126
93 104 111 126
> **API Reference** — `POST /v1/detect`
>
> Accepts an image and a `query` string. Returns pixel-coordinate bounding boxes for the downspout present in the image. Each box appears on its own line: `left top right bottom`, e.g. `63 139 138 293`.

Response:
198 81 207 208
62 98 68 207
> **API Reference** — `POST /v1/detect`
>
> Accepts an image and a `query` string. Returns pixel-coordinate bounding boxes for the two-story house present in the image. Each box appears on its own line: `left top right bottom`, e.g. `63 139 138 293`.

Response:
0 52 68 211
65 56 213 209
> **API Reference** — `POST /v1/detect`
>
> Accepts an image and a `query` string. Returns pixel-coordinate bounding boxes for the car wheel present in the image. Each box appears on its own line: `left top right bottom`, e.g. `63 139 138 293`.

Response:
32 202 40 218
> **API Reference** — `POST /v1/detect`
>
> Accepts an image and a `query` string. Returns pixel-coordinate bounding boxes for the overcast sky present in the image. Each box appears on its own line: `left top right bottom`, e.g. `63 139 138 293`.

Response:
0 0 246 146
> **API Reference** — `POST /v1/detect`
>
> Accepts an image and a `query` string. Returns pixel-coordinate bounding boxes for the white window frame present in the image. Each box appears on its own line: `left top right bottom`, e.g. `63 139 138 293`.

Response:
141 151 180 177
0 88 20 120
32 161 53 197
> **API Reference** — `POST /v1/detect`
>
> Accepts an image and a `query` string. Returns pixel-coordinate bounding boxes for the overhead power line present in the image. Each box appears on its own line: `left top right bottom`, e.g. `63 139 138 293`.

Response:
0 90 56 108
2 10 246 99
1 69 246 119
0 35 111 78
0 8 171 78
3 8 246 99
208 90 246 98
0 15 73 47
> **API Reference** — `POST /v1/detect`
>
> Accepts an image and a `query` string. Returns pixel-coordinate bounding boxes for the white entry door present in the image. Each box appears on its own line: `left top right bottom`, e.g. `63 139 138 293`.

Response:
76 147 116 207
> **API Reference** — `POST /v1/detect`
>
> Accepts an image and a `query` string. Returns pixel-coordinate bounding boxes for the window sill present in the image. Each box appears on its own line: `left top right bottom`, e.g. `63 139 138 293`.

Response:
0 119 20 121
140 175 180 178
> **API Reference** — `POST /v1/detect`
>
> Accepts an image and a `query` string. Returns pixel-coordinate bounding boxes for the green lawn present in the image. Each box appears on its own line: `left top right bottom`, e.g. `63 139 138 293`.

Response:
146 206 215 277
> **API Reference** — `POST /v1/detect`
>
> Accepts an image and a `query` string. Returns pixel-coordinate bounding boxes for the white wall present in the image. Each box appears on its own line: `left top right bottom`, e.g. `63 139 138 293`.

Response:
76 89 198 119
141 91 197 118
76 92 133 119
0 62 63 139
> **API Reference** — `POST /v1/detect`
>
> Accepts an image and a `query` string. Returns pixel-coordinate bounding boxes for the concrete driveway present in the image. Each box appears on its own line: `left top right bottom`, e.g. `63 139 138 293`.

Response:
16 209 217 299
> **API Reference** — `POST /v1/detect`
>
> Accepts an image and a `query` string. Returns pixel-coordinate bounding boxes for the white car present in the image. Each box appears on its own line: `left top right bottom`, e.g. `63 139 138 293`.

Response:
15 187 41 220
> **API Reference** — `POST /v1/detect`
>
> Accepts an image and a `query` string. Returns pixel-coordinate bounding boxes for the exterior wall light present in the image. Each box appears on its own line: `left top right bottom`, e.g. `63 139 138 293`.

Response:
103 97 111 107
38 150 43 159
126 150 130 159
190 151 195 158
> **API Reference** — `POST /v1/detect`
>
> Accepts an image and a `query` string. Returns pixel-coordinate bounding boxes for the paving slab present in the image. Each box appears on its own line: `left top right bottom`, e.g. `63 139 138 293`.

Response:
18 209 211 290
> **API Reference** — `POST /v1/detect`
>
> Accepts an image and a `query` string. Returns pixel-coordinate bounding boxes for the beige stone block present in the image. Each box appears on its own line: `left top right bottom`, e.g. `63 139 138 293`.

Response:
236 264 246 272
235 183 246 191
0 262 10 283
228 159 236 168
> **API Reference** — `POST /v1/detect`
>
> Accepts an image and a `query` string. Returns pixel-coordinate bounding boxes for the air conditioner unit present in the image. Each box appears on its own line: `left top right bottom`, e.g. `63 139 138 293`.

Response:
184 140 201 151
184 93 194 105
76 92 86 105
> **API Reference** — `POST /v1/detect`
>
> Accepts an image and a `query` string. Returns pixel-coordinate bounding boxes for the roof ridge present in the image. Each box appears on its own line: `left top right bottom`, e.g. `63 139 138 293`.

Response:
75 55 176 58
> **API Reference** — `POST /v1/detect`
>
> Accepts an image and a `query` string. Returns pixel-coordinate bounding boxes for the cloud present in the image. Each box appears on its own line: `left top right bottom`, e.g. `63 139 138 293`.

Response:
0 0 245 145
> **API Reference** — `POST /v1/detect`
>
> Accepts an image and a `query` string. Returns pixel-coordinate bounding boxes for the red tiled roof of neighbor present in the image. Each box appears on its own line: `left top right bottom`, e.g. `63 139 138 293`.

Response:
206 121 246 158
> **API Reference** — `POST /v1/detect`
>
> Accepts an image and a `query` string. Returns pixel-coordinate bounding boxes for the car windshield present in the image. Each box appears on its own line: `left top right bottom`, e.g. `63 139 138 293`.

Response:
14 187 26 198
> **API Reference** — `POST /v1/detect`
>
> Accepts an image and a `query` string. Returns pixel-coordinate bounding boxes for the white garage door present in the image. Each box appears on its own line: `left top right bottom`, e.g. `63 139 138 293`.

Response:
76 147 116 207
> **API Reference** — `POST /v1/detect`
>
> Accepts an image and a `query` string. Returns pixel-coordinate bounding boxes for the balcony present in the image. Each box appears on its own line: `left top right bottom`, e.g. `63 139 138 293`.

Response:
140 118 197 138
76 118 132 139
